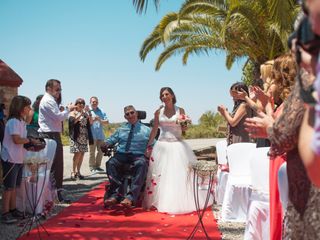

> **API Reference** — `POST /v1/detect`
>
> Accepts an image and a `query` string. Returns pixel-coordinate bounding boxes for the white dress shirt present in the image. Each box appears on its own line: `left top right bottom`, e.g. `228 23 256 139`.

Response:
38 92 69 133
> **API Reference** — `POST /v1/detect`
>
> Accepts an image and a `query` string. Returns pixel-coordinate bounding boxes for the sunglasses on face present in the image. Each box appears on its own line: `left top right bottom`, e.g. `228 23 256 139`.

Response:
125 111 135 116
53 88 62 92
77 102 85 105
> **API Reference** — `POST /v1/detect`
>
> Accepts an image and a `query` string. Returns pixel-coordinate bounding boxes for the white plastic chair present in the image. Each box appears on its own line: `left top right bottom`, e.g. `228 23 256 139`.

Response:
214 139 228 205
278 162 288 214
244 147 270 240
221 142 256 222
17 139 57 214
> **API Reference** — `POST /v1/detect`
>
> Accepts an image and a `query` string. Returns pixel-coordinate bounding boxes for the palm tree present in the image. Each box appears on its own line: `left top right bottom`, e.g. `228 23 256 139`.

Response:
133 0 162 14
140 0 300 77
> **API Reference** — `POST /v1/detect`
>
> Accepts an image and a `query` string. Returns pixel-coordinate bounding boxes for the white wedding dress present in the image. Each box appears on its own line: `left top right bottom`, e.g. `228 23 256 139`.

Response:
143 106 210 214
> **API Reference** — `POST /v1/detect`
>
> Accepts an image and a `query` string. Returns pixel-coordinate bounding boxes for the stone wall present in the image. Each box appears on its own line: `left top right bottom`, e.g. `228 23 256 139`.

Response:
0 86 17 184
0 85 18 116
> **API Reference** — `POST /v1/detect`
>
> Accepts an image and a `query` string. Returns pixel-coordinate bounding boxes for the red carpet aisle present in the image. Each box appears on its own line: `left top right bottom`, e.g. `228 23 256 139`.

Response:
19 182 221 240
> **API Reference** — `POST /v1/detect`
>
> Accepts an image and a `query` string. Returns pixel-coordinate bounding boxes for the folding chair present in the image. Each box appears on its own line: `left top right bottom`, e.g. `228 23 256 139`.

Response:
244 147 270 240
221 142 256 222
214 139 228 205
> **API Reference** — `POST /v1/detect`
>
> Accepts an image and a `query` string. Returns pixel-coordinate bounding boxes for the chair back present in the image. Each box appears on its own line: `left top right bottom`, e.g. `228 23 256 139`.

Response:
216 139 228 165
250 147 270 193
227 142 256 177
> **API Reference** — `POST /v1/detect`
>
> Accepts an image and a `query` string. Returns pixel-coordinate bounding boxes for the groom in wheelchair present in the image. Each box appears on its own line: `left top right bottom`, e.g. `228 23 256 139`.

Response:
100 105 151 208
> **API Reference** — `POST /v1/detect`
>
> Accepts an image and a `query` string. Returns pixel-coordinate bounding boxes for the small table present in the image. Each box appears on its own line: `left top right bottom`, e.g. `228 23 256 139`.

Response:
188 160 218 240
18 161 50 239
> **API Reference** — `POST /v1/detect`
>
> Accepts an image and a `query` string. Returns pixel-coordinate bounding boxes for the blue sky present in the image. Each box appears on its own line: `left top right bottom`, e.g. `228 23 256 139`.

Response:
0 0 245 123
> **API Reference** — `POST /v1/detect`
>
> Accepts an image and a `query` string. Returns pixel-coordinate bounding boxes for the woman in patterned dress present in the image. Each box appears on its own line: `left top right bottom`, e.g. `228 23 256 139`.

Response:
68 98 93 180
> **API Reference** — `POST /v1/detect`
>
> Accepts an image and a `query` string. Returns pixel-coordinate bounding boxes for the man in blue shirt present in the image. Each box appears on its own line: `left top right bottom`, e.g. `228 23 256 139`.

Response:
89 96 109 172
101 105 151 207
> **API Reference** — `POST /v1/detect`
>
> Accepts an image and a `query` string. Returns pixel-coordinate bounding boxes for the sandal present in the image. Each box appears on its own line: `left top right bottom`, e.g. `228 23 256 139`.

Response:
76 172 85 180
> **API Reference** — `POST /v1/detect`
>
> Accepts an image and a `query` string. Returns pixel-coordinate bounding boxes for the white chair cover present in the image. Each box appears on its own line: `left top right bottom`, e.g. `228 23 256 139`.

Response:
221 142 256 222
278 162 288 213
214 139 228 205
16 139 57 214
244 147 270 240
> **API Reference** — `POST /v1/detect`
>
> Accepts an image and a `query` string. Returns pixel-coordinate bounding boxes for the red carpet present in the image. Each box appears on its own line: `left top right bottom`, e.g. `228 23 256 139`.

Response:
19 182 221 240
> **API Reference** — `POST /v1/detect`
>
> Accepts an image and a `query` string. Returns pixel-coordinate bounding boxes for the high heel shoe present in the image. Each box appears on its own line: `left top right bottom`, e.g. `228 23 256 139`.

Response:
76 172 85 180
70 172 76 181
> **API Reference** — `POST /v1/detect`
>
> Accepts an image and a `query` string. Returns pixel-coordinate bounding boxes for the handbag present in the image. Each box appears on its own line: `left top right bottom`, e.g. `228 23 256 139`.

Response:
24 127 46 152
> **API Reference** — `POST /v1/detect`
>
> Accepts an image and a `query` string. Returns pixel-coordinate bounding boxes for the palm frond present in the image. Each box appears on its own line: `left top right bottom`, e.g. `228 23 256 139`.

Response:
133 0 161 14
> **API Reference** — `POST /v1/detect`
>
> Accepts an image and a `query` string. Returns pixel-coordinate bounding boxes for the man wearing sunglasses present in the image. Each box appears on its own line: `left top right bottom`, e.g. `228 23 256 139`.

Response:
101 105 151 208
38 79 75 203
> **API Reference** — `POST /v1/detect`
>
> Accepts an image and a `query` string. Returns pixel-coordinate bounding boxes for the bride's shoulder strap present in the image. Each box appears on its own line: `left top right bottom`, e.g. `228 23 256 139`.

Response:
175 105 181 115
157 106 164 116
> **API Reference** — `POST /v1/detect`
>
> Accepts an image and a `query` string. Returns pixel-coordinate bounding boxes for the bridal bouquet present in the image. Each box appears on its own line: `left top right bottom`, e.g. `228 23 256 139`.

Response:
176 114 192 127
24 151 48 165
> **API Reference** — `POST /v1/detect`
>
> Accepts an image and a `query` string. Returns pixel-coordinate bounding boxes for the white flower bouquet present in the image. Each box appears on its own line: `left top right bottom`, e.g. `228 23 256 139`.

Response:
24 151 49 182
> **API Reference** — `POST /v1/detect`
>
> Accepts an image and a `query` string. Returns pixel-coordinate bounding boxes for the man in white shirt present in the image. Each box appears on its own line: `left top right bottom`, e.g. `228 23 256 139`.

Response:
38 79 75 203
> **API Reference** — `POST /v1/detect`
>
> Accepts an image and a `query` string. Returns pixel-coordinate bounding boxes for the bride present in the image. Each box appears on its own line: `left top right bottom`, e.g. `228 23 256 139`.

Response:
143 87 210 214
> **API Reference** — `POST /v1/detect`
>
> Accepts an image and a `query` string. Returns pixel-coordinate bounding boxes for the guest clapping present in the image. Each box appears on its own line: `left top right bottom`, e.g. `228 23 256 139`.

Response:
68 98 93 180
218 82 253 145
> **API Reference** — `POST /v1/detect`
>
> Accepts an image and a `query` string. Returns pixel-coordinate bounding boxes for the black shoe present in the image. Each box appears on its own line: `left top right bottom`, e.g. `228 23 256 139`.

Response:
10 209 25 219
1 212 18 224
96 167 104 172
57 191 71 204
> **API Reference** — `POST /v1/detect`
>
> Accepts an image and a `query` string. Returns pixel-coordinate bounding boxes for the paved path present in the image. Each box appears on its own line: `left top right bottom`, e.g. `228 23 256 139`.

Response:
62 138 224 179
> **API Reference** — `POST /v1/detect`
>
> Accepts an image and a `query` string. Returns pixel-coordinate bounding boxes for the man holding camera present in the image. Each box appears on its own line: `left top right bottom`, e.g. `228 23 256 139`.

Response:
101 105 151 207
38 79 75 203
89 96 108 173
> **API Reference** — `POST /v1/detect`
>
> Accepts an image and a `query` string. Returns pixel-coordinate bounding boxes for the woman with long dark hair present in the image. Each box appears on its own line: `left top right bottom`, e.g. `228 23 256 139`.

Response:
218 82 254 145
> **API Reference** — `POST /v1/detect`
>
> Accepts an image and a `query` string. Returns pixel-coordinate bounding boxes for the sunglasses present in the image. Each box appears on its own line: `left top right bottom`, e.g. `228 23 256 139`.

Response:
77 102 85 105
125 111 135 116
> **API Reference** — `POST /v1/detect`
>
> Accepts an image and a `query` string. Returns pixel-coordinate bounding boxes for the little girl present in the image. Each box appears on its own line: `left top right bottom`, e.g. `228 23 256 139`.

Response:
1 95 33 224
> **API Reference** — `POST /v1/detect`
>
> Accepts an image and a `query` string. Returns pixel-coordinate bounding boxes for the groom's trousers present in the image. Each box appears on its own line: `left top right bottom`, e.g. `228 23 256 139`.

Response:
106 152 148 204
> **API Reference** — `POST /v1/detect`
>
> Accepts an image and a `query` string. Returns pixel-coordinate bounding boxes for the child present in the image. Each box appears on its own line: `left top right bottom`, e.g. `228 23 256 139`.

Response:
1 95 34 224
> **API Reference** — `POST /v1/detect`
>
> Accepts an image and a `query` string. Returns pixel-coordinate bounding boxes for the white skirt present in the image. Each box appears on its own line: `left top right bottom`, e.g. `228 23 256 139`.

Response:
143 140 211 214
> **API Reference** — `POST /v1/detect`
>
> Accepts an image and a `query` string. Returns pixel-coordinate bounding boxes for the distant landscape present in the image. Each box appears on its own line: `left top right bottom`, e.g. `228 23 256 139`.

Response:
61 111 226 145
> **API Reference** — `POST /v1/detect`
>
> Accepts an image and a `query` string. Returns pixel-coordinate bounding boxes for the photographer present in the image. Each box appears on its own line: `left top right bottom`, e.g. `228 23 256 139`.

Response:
38 79 76 203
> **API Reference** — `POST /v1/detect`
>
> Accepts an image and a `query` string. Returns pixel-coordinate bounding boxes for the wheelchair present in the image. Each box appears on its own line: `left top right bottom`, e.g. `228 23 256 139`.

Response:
102 110 150 208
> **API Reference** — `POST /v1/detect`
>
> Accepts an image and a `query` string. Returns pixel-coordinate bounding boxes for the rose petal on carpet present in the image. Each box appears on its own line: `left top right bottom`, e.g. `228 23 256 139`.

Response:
18 182 221 240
